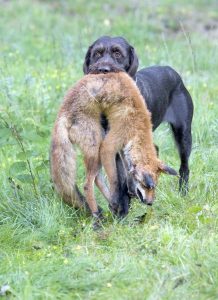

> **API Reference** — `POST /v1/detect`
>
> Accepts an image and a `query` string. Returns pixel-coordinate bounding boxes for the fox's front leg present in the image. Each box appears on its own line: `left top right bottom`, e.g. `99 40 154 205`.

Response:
95 172 110 202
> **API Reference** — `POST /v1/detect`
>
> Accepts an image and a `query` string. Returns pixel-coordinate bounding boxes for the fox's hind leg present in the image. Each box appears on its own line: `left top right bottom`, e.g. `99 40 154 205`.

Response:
95 172 110 202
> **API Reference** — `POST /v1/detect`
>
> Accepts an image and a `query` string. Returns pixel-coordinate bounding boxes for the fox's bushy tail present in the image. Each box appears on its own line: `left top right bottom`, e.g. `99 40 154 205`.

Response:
50 113 87 209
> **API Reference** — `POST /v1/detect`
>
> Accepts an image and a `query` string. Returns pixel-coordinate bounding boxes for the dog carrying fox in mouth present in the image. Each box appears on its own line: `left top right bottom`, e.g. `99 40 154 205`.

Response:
50 71 177 221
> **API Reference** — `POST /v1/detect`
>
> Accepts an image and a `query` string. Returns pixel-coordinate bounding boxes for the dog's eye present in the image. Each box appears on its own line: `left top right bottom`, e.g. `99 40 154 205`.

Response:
114 51 121 58
94 51 102 58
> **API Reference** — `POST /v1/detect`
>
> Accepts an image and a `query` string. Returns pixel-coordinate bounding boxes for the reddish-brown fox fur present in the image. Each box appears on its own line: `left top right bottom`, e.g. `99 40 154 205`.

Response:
50 72 177 217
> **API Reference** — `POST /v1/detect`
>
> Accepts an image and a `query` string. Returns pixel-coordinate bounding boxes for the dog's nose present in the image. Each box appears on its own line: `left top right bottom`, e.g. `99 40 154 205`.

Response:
98 66 111 73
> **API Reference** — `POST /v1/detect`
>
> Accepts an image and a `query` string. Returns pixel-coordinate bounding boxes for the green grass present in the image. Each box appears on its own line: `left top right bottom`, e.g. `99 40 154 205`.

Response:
0 0 218 299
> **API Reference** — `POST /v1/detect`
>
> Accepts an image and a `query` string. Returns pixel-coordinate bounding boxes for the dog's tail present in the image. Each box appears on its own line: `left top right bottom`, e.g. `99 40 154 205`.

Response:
50 113 87 209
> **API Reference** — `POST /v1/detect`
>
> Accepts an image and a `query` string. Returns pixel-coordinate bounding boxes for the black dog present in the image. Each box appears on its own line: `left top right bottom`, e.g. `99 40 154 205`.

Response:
83 36 194 216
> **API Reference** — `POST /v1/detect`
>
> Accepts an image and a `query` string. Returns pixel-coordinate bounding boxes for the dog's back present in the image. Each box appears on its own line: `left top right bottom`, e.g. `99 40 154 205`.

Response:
136 66 178 127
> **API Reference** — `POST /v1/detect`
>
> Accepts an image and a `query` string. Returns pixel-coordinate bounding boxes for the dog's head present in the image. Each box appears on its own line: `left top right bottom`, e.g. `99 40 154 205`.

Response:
83 36 139 78
127 162 178 206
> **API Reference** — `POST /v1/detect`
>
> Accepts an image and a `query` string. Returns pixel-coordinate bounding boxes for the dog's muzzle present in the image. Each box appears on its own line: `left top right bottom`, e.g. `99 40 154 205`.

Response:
97 65 111 73
88 62 124 74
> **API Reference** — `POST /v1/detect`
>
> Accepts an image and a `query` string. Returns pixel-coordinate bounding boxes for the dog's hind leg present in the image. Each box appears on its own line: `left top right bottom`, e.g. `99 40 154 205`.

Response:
165 83 193 194
170 124 192 194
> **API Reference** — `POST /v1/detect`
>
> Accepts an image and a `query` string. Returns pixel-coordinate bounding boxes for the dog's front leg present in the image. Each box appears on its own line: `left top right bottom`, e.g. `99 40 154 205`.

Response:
115 153 131 217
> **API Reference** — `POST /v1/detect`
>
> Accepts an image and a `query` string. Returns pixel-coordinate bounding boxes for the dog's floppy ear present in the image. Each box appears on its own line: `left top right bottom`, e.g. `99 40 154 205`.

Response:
83 45 93 74
127 46 139 78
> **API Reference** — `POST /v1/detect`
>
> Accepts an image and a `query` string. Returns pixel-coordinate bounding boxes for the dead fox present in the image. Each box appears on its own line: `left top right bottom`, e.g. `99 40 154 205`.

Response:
50 72 177 218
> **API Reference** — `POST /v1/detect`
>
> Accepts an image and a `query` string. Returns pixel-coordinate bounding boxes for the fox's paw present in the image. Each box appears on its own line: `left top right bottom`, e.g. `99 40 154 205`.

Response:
92 209 104 230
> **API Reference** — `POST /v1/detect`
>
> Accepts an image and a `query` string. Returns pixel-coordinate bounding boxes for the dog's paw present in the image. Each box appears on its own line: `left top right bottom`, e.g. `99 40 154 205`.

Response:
117 195 131 218
109 202 119 216
117 204 129 218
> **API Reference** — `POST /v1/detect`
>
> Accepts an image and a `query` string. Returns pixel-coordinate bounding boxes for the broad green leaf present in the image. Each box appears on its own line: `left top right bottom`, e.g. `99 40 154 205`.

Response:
0 140 16 147
35 160 49 171
9 161 28 175
16 173 33 183
16 150 39 160
0 128 12 138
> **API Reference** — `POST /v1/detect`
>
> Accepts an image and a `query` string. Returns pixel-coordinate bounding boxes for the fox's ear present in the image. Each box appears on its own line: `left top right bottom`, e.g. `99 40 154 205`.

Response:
159 162 178 176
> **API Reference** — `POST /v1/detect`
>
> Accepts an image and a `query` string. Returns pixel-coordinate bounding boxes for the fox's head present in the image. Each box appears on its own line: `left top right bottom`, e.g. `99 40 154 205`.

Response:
122 141 178 205
127 161 178 205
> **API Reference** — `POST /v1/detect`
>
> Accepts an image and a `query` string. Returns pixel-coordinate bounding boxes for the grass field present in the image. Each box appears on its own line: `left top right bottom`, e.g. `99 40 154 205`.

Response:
0 0 218 299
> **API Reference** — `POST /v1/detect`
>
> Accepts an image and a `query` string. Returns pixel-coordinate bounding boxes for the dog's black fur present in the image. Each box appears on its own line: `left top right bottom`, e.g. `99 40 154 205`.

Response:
83 36 194 216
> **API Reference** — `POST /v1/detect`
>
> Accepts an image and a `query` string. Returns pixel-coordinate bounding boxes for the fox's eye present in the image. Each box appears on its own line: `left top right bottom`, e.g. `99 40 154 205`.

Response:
114 51 121 58
146 184 155 190
95 51 102 58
